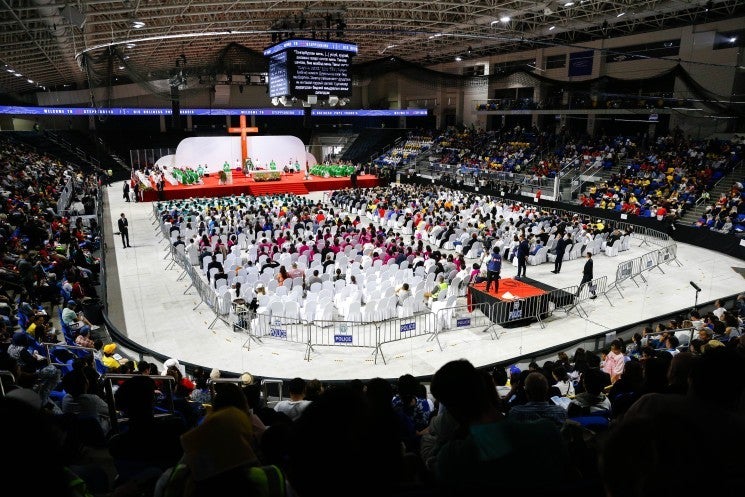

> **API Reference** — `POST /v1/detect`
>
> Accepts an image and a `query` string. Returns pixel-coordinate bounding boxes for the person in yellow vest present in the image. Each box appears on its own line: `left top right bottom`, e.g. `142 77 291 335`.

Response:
424 274 449 306
101 343 128 371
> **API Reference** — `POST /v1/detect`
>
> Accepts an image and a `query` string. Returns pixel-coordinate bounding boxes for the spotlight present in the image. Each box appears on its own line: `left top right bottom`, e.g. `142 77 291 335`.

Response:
500 16 510 23
455 56 462 61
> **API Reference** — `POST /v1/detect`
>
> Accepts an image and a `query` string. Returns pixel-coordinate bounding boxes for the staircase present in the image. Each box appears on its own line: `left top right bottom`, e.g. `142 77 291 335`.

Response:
341 128 408 164
560 157 629 202
248 182 308 196
336 133 358 159
678 159 745 225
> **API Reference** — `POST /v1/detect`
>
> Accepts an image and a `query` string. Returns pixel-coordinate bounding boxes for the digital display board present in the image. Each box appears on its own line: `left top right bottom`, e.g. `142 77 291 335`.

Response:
0 106 305 116
311 109 429 117
264 39 357 98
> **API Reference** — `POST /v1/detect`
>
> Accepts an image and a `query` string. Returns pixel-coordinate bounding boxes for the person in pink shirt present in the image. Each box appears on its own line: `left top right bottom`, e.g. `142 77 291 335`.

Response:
602 340 626 384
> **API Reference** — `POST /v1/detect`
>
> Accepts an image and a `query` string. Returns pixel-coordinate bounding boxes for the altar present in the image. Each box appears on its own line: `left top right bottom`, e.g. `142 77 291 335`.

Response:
251 170 282 182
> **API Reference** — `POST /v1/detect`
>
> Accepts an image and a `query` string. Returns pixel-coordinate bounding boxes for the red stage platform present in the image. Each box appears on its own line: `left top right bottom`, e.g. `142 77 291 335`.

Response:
470 278 548 300
140 170 380 201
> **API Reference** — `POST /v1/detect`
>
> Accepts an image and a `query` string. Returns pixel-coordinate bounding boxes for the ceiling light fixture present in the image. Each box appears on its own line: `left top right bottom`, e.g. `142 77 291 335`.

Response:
13 72 21 77
27 79 33 83
549 25 556 31
455 56 462 61
616 12 626 17
500 16 510 23
131 20 145 29
5 68 14 73
126 43 136 49
564 2 574 7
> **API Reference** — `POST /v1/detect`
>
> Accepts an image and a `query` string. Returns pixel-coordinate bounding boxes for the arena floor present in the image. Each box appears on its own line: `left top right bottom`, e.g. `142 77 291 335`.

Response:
103 181 745 381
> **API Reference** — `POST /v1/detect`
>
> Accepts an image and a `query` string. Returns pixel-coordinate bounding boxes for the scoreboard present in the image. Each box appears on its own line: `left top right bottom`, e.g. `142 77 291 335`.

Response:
264 39 357 98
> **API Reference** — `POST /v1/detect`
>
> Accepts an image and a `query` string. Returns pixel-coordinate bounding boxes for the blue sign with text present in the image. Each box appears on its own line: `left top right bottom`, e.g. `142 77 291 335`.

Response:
400 322 416 333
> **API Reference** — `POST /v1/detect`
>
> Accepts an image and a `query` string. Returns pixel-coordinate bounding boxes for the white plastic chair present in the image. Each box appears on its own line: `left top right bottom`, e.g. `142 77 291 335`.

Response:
346 301 363 322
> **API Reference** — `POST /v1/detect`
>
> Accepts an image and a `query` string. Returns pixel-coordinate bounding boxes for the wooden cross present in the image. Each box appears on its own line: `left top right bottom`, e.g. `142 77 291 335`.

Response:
227 114 259 168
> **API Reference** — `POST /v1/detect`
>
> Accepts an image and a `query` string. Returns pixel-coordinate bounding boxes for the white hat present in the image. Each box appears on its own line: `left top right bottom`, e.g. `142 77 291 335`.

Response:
163 358 185 377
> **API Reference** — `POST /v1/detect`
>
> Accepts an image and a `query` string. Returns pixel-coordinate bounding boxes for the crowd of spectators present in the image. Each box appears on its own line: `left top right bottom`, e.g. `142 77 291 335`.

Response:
692 179 745 233
3 292 743 497
578 136 742 223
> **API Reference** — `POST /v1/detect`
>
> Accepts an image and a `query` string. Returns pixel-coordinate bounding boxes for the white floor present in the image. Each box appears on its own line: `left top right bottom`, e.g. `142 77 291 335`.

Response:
105 181 745 381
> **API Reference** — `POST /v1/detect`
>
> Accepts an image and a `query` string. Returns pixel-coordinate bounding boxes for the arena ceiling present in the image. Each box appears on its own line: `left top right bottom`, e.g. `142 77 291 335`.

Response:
0 0 743 96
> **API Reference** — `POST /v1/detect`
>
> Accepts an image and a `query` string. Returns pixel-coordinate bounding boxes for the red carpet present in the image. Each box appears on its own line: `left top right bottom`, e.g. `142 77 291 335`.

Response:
471 278 547 300
141 170 380 201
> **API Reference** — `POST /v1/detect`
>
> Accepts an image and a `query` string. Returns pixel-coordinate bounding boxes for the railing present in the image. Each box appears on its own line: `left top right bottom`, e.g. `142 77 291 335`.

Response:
229 279 606 365
607 237 681 298
0 370 15 395
102 374 177 434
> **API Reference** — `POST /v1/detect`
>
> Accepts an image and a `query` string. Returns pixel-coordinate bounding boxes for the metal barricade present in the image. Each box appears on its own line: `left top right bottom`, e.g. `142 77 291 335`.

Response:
656 243 682 271
491 293 547 332
375 314 431 365
543 276 610 320
427 302 493 350
249 312 311 357
309 319 378 349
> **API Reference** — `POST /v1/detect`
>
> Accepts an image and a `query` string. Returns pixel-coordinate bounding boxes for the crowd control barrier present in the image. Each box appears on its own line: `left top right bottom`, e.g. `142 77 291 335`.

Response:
607 239 681 298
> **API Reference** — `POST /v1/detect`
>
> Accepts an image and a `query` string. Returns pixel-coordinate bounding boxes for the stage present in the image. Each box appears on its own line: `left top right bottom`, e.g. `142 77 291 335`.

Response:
468 277 555 328
139 170 380 201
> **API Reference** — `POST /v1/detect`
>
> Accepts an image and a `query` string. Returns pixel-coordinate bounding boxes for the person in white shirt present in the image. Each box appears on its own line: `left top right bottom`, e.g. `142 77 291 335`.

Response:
273 377 312 421
712 299 727 320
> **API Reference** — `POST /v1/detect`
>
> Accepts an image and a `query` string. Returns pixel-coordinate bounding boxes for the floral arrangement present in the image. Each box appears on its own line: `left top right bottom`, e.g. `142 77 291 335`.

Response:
253 171 281 182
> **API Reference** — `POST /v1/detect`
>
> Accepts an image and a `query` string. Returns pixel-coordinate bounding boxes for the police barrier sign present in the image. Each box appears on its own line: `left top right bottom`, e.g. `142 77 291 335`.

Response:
456 318 471 327
270 328 287 339
270 319 287 339
508 301 523 320
334 335 353 344
400 322 416 333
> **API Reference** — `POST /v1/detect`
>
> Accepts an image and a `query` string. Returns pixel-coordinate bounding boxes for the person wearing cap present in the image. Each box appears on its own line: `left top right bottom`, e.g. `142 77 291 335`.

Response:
61 300 98 335
101 343 121 371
